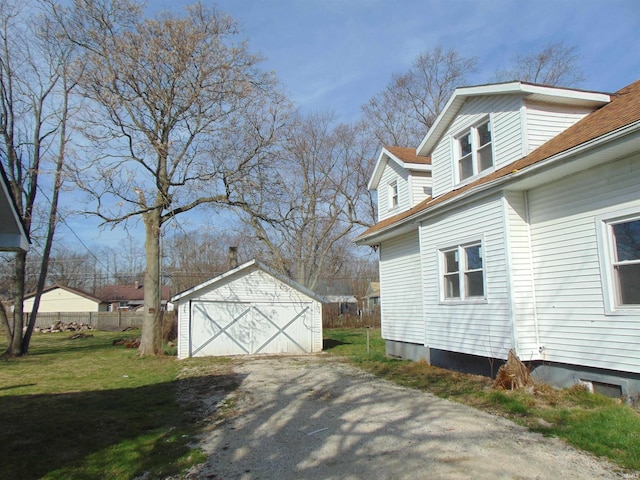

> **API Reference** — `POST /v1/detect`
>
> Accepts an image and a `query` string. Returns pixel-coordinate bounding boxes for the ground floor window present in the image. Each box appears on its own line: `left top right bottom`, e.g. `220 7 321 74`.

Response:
441 241 485 301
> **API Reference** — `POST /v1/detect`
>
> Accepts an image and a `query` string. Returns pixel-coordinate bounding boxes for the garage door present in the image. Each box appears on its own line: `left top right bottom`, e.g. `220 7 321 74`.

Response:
190 301 313 357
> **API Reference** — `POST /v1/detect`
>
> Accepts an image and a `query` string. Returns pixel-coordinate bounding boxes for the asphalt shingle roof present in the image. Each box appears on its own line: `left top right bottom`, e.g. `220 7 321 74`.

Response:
358 79 640 241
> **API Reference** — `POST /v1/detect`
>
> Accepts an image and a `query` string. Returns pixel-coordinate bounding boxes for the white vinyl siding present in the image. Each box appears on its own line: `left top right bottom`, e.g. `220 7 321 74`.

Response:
421 193 513 359
525 101 593 153
177 301 190 359
503 190 539 359
528 152 640 373
23 288 100 313
379 230 423 344
431 95 523 197
409 171 432 206
378 160 410 222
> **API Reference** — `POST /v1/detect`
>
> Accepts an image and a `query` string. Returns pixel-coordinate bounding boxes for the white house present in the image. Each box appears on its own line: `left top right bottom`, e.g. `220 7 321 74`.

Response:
357 80 640 398
0 163 28 252
172 259 324 359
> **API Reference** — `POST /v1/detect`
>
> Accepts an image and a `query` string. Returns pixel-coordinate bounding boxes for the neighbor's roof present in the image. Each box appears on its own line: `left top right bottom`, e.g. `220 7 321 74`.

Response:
358 79 640 244
96 284 172 302
23 284 102 303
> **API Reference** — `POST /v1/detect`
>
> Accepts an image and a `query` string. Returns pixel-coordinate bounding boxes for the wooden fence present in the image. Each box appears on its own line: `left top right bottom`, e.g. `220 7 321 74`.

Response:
25 311 176 331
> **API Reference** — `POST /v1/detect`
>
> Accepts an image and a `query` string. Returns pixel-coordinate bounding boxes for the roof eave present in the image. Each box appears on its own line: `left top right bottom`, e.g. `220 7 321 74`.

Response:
416 82 611 157
360 120 640 246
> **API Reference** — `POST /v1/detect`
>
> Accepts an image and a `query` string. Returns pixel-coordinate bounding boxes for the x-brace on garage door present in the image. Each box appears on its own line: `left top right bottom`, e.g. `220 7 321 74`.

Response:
190 300 313 357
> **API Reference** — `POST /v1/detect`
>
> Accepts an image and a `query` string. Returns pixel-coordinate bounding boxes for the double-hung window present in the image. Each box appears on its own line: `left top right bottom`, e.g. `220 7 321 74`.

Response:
442 242 485 301
456 120 493 182
388 180 399 209
605 216 640 307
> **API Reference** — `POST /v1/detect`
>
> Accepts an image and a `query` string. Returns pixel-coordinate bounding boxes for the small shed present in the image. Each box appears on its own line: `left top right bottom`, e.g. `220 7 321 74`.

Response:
172 260 324 359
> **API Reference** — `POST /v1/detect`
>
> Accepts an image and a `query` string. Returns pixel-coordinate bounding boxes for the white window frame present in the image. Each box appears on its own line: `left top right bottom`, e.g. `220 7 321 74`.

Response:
596 209 640 314
439 240 487 303
388 180 399 210
455 118 494 184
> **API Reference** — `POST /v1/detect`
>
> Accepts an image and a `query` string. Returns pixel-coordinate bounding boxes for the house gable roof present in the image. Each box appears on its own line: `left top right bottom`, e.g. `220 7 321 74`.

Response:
171 259 326 303
358 79 640 245
0 163 29 251
368 146 431 191
416 81 611 157
24 284 102 304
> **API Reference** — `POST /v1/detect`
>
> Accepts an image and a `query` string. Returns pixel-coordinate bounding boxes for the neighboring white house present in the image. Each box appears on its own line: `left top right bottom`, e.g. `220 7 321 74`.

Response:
0 163 28 252
22 284 102 313
357 80 640 398
172 259 324 359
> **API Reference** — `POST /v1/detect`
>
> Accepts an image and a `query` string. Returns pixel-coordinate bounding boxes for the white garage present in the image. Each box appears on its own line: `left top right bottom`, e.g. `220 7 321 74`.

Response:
172 260 324 359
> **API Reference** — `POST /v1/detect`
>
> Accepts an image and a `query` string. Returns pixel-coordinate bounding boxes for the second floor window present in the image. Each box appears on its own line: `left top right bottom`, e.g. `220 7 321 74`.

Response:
388 180 399 209
457 120 493 182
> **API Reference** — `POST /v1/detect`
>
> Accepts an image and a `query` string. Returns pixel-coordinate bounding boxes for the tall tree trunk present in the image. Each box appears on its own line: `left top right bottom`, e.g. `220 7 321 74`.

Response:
4 250 26 356
22 135 66 354
138 208 162 356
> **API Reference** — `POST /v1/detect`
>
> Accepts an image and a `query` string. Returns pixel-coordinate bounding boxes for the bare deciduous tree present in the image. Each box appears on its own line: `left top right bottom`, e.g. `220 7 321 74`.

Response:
493 41 585 87
237 112 376 292
363 46 478 148
0 0 75 355
57 0 291 355
164 228 254 293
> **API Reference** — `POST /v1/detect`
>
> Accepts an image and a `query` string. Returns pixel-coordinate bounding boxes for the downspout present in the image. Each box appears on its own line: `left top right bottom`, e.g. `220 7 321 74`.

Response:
524 191 542 357
188 299 192 358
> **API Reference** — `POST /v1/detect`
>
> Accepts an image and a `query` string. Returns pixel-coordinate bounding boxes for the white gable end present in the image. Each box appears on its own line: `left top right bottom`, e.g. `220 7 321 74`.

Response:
377 159 410 221
524 101 594 153
431 95 523 197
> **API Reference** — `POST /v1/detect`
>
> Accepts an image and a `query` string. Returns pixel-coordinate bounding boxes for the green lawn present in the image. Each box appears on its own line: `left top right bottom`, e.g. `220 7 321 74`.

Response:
0 331 213 480
1 328 639 478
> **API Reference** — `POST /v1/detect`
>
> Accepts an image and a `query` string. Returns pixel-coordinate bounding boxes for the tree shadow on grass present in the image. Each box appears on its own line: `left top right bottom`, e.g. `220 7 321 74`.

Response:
0 372 244 480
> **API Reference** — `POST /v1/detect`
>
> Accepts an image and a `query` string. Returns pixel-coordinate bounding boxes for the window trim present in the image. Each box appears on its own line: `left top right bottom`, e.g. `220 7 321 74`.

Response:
454 117 494 185
596 208 640 314
388 179 399 210
438 239 487 304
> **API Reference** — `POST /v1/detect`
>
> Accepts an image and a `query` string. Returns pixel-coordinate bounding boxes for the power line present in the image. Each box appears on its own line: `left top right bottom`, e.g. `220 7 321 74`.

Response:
35 182 111 272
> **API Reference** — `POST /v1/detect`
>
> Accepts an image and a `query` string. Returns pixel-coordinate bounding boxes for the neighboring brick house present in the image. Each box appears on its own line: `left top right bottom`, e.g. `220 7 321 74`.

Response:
96 282 172 311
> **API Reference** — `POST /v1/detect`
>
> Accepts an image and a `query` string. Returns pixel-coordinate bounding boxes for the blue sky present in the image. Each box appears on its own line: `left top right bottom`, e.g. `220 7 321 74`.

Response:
161 0 640 122
61 0 640 251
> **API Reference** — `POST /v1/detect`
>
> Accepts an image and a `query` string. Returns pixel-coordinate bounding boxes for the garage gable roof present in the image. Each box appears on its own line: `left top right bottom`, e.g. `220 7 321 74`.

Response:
171 259 326 303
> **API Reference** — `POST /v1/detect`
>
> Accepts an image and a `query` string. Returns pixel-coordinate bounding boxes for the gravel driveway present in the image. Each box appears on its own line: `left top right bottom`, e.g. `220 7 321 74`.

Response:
180 355 626 480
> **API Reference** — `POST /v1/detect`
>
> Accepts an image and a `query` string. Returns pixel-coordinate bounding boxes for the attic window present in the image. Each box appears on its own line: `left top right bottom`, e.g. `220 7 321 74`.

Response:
456 120 493 182
388 180 399 209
